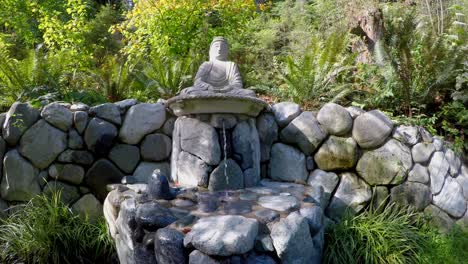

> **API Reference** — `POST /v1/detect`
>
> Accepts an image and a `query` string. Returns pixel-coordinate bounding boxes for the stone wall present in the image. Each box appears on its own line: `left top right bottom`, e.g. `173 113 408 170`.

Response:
264 102 467 231
1 99 467 231
0 100 173 218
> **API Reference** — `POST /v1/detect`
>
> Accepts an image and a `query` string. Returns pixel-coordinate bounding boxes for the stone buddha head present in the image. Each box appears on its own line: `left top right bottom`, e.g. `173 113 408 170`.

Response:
209 37 229 62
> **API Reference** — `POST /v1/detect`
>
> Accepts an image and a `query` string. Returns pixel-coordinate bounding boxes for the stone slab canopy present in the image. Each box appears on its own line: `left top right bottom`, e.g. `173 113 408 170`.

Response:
167 36 268 117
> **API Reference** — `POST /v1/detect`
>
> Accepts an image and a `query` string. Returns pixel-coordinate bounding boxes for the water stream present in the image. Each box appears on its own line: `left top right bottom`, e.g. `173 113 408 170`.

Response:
222 120 228 187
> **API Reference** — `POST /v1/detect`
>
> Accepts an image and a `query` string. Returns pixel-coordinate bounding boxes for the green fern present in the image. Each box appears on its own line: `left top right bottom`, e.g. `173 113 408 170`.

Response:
280 32 356 106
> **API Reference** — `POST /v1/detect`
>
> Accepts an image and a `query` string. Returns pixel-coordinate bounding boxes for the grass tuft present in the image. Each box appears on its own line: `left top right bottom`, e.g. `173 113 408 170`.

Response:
0 191 115 264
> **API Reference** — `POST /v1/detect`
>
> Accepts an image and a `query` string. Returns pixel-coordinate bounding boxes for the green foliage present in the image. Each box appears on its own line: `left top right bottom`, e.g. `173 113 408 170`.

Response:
0 191 115 264
280 32 356 106
132 54 201 100
324 203 427 264
118 0 257 60
418 226 468 264
324 202 468 264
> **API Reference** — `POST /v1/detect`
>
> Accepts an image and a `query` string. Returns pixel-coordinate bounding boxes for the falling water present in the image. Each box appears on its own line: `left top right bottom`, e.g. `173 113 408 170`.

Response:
222 120 228 187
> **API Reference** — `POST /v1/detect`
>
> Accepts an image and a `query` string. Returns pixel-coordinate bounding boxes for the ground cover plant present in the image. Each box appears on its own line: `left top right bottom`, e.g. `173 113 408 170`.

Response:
0 191 115 264
324 202 468 264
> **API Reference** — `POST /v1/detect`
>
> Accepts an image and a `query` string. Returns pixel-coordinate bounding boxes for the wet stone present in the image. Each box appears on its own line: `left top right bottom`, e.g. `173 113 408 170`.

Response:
223 200 253 215
197 193 219 213
136 202 178 231
239 192 258 201
255 209 280 224
173 199 195 208
258 195 300 212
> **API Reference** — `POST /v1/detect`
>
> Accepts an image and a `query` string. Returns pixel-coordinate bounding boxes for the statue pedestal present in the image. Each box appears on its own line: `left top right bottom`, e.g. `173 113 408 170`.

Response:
167 94 268 117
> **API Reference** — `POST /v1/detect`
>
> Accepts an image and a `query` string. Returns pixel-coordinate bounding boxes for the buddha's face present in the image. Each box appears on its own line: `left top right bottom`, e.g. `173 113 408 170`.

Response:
209 41 228 61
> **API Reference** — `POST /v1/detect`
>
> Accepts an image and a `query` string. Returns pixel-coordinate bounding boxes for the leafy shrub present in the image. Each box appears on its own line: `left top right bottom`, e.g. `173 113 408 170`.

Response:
117 0 257 60
0 192 115 264
280 32 356 107
324 203 427 264
133 54 202 99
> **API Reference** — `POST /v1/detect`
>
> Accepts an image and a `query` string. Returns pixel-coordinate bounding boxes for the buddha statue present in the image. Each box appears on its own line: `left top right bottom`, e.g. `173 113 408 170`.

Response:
180 37 256 97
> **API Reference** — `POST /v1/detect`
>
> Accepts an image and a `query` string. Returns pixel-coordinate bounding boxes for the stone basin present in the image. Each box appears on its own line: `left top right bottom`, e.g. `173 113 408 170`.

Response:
166 94 268 117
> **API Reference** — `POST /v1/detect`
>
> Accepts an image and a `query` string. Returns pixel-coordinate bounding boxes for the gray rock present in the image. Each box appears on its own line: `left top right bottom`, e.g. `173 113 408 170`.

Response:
148 172 174 200
85 159 125 200
233 119 260 172
84 118 118 154
208 159 244 191
136 201 177 231
255 234 275 252
433 177 467 218
419 127 433 143
0 198 8 218
0 137 5 177
280 111 327 155
108 144 140 174
390 182 431 211
392 125 420 146
255 209 280 225
356 139 412 185
2 102 40 145
89 103 121 125
445 149 461 176
141 133 172 162
270 212 317 264
18 120 67 169
424 205 455 233
412 142 435 164
177 151 210 187
246 253 277 264
314 136 358 170
70 103 89 112
57 150 94 165
346 106 365 119
256 113 278 162
189 250 221 264
73 111 88 134
269 143 307 182
408 164 430 184
184 215 258 256
244 167 261 188
317 103 353 135
180 117 220 165
371 186 389 212
0 150 40 201
154 227 186 264
428 151 449 194
210 114 237 129
258 195 300 212
307 170 339 207
326 172 371 220
433 138 444 151
306 156 315 171
300 205 323 236
115 99 138 114
133 162 170 184
119 103 166 144
114 198 138 263
305 185 326 207
352 110 393 148
0 113 6 135
162 116 176 137
41 102 73 131
68 128 84 149
271 102 301 127
49 163 84 185
43 181 80 204
71 194 103 220
456 165 468 200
